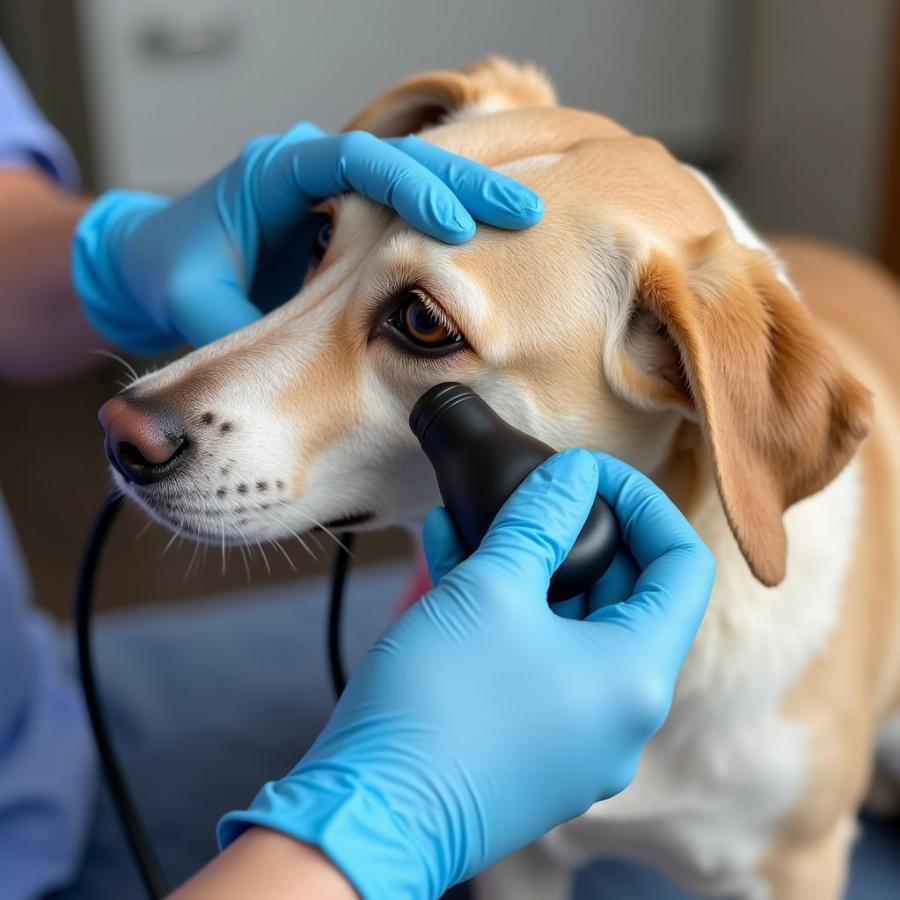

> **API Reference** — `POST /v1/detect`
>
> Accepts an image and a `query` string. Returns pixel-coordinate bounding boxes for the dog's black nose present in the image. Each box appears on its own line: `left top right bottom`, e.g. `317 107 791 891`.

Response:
98 394 188 485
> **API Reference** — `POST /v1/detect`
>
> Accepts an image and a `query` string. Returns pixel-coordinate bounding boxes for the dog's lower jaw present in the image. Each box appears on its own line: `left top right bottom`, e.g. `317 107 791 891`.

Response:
115 469 382 551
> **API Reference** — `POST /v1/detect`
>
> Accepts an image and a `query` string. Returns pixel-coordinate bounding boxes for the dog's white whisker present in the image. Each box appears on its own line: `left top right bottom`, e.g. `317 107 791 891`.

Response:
259 507 318 562
184 539 202 582
236 540 252 583
267 537 297 573
161 520 185 557
220 525 227 576
303 525 326 556
228 519 256 581
135 519 154 542
291 509 353 555
89 347 140 382
255 539 272 576
255 506 310 556
260 510 313 560
182 541 208 580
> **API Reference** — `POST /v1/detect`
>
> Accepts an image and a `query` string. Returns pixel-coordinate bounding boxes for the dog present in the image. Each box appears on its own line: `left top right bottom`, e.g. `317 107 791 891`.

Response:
99 58 900 899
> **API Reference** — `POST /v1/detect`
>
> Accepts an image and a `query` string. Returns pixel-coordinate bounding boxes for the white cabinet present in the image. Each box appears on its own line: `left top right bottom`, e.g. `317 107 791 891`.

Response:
77 0 743 194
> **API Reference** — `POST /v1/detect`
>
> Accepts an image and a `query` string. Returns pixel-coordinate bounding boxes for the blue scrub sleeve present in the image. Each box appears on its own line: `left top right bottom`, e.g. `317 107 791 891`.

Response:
0 41 79 187
0 44 95 900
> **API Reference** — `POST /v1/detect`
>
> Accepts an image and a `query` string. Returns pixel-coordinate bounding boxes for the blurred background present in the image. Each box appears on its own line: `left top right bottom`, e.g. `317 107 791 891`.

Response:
1 0 898 618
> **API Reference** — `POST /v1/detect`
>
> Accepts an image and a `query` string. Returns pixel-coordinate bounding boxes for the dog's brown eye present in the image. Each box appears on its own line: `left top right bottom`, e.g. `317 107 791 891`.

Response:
392 291 462 349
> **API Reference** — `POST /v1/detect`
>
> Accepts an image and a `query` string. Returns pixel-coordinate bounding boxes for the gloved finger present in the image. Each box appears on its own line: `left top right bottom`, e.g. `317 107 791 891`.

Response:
463 449 599 604
168 281 263 348
422 506 467 585
586 543 714 677
584 544 640 614
279 120 327 142
555 545 639 622
551 593 587 620
387 136 543 230
276 131 478 243
589 453 708 573
585 453 714 660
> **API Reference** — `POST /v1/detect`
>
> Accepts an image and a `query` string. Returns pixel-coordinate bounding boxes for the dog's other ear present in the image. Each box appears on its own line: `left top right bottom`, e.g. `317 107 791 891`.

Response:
343 56 557 136
606 231 872 586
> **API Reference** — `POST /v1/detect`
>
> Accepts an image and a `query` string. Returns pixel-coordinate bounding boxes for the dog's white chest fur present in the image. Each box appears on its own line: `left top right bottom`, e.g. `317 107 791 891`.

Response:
539 459 862 898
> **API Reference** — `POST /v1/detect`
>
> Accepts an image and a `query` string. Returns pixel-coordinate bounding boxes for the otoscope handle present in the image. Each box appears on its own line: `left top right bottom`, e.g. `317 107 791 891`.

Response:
410 383 618 603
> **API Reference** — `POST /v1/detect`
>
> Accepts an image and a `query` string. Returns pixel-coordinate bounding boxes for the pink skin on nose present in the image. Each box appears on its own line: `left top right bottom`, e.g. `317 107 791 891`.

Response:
98 396 180 466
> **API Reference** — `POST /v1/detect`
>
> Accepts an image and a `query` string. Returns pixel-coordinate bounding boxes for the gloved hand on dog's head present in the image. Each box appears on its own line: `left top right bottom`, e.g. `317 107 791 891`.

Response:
72 123 543 355
217 449 715 900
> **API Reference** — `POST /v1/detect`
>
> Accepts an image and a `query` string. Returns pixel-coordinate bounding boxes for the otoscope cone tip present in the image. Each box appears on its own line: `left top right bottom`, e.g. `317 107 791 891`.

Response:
410 381 619 603
409 383 478 441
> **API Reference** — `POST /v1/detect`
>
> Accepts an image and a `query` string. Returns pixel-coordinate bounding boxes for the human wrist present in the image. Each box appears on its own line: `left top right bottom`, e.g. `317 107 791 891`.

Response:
170 826 358 900
0 170 103 379
218 763 451 900
71 189 178 355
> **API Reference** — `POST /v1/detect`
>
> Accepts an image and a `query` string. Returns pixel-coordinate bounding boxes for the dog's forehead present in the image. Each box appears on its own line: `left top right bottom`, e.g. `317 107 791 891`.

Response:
334 105 725 255
422 106 634 163
427 106 726 245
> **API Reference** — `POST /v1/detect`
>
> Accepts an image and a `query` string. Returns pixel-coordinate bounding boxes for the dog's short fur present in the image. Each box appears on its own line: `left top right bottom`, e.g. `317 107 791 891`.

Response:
112 59 900 899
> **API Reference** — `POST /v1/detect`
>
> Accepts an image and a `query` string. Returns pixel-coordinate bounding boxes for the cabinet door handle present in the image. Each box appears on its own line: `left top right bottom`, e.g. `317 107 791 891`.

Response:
138 17 238 61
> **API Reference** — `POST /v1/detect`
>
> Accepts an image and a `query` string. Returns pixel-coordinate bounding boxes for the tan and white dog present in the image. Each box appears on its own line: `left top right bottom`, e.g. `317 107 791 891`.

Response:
100 59 900 899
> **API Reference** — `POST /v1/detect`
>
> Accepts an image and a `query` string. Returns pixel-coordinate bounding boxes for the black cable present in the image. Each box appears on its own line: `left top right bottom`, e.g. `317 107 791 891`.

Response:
76 497 355 896
327 532 354 697
75 494 169 900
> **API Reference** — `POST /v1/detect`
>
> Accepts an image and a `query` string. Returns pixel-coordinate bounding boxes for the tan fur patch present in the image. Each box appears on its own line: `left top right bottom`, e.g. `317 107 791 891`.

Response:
627 236 872 586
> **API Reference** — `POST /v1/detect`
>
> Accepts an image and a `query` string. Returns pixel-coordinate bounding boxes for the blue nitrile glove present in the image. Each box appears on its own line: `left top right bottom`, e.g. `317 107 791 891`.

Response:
72 124 542 355
217 450 715 900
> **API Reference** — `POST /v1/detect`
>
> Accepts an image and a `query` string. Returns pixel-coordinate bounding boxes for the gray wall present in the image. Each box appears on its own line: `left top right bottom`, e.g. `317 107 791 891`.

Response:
722 0 896 253
73 0 742 194
5 1 894 252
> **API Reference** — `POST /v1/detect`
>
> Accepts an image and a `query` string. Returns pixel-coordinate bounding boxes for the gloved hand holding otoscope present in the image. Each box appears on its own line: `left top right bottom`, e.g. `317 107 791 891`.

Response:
193 383 713 900
209 441 715 900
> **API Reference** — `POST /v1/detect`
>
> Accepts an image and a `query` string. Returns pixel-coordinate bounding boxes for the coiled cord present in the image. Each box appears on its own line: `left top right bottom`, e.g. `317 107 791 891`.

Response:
75 494 353 898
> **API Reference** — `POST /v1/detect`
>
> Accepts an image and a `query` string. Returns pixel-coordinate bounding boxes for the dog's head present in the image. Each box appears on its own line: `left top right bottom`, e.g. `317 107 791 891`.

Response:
101 58 871 586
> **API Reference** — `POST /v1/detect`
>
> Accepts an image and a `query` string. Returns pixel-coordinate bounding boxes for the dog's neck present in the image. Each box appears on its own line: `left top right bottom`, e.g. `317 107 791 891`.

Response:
650 421 862 720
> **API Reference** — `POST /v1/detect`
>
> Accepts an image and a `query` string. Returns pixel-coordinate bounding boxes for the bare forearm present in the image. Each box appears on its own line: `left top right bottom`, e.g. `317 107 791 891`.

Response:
170 827 358 900
0 168 106 381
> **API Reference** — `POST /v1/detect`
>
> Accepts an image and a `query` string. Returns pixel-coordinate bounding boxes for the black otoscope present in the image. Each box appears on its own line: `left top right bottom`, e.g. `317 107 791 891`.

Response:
410 382 618 602
77 381 619 899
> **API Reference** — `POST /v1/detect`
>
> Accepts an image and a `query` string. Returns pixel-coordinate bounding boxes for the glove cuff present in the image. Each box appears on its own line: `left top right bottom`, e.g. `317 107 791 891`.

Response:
218 766 448 900
72 190 181 356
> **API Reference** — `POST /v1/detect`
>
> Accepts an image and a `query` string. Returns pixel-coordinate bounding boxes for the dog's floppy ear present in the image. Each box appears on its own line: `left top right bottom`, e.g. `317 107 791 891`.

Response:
606 231 872 586
343 56 557 136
